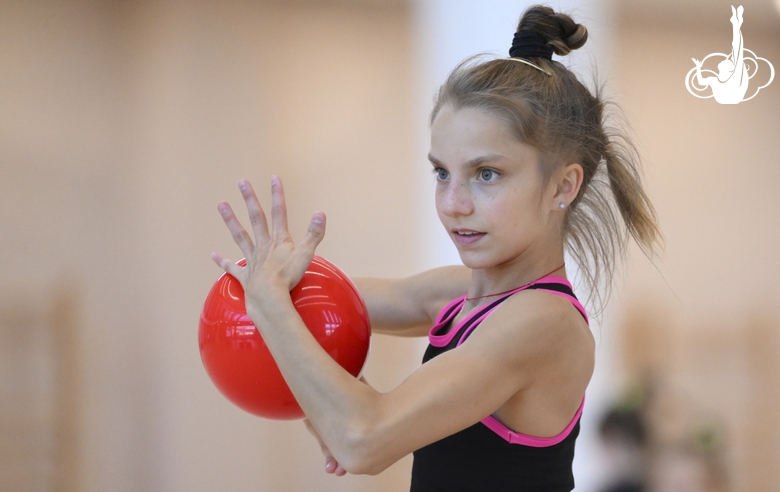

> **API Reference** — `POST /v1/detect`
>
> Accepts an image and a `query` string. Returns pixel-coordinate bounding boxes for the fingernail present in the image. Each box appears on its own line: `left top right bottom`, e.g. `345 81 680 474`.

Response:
271 175 278 186
239 180 248 191
312 213 323 225
218 203 229 214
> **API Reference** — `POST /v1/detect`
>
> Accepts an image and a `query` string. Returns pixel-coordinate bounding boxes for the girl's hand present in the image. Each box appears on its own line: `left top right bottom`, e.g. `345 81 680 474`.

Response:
211 177 326 310
304 419 347 476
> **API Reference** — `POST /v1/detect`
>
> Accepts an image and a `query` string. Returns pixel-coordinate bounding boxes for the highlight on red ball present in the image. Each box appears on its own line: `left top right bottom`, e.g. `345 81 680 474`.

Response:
198 256 371 420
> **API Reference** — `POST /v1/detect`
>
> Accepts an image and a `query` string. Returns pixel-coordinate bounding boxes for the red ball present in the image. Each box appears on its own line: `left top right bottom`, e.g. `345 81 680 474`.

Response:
199 256 371 420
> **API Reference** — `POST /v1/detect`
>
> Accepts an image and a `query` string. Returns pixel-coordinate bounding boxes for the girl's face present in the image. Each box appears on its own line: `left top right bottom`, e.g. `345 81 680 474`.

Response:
429 105 559 271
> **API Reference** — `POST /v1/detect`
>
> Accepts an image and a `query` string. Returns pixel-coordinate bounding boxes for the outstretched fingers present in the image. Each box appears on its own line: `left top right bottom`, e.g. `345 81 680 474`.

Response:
270 176 292 244
218 201 255 260
214 176 326 292
238 180 270 248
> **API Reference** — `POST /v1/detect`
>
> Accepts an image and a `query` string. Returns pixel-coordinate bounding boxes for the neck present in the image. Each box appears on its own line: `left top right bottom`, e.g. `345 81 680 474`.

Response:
464 230 565 291
466 255 566 302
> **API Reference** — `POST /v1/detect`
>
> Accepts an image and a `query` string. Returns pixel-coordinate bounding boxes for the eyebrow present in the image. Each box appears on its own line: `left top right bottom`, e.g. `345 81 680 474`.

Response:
427 153 505 168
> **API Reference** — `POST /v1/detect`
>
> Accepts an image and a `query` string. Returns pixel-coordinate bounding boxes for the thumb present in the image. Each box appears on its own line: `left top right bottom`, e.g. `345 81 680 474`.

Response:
285 212 326 289
298 211 327 256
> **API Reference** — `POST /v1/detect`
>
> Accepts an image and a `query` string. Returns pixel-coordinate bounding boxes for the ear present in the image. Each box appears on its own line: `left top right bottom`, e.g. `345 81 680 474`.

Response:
550 163 584 211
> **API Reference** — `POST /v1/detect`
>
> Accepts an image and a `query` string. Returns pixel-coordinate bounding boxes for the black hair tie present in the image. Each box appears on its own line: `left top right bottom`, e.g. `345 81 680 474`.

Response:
509 30 553 60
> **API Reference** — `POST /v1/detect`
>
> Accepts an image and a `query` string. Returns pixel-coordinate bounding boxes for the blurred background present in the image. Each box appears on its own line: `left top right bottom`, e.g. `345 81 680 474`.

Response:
1 0 778 490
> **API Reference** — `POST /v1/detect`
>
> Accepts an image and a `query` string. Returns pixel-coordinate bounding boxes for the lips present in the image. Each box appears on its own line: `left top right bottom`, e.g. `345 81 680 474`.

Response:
452 229 486 246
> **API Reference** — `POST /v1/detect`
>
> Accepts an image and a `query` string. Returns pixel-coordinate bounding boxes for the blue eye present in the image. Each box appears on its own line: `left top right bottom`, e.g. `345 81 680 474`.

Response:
478 169 498 182
434 168 450 181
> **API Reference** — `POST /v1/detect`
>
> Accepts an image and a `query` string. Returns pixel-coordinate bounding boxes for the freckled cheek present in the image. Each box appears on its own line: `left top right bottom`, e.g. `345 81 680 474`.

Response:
481 191 520 216
486 199 538 234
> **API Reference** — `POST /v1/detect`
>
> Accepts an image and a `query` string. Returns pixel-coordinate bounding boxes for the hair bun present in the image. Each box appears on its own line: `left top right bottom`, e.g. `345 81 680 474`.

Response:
517 5 588 56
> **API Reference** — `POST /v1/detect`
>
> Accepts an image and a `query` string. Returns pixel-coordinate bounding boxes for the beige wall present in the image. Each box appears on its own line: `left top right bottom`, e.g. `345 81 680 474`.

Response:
1 1 423 490
615 13 780 318
612 9 780 491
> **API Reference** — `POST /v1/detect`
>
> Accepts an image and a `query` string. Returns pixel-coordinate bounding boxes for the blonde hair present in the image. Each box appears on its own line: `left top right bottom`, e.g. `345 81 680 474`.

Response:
431 5 662 312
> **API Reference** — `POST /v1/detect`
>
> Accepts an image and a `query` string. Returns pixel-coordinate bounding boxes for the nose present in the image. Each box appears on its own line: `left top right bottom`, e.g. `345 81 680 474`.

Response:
437 179 474 218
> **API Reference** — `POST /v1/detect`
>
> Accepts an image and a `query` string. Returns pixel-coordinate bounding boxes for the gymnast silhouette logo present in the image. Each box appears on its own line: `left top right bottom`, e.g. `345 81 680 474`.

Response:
685 5 774 104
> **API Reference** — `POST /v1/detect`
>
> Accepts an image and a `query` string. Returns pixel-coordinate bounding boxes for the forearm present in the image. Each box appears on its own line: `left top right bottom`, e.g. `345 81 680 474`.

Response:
246 292 384 472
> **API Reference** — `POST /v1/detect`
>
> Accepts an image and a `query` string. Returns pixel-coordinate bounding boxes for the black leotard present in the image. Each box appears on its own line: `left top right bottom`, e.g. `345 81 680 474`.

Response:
410 276 588 492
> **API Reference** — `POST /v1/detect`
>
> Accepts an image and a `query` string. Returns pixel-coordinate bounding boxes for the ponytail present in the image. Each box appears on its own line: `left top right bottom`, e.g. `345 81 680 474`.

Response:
432 4 662 314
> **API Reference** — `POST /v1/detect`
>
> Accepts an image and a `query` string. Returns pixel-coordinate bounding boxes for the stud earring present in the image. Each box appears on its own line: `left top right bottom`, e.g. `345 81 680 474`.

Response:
559 202 565 209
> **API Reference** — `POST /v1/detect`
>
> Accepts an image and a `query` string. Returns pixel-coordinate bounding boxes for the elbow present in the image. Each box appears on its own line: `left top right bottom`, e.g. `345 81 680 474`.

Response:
341 459 387 477
333 426 394 476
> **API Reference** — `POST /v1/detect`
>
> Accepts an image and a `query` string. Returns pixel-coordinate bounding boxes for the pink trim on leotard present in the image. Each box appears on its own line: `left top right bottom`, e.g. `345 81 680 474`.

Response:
434 296 464 325
528 276 589 324
457 307 502 346
428 296 468 347
481 397 585 447
427 276 589 447
429 276 587 347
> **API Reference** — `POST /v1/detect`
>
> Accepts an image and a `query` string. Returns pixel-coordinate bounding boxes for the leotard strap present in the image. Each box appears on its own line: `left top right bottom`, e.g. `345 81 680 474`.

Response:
426 275 589 447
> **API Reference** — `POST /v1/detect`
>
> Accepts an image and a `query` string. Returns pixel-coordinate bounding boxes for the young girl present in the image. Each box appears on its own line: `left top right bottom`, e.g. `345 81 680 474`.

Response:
211 5 660 491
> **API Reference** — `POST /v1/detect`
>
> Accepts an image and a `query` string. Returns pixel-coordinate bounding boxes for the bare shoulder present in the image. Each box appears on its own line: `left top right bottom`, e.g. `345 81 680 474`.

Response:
464 288 594 377
459 289 593 434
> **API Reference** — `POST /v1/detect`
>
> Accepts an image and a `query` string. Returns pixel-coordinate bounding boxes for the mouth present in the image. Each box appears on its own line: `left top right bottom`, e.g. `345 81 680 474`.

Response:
452 229 486 246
